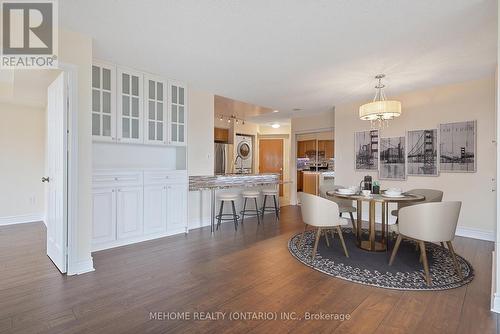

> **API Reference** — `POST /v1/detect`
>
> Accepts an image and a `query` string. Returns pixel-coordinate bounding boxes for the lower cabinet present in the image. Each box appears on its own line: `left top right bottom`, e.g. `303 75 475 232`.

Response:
116 186 144 239
92 169 188 251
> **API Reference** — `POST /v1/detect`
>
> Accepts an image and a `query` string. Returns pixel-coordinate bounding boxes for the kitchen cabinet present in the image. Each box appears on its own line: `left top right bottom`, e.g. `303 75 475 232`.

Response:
117 67 143 143
92 169 188 251
214 127 229 143
116 186 144 239
91 61 116 141
91 187 116 244
297 171 303 191
144 75 168 145
318 140 334 158
297 140 316 157
143 185 168 235
303 172 319 195
169 81 187 145
166 183 188 233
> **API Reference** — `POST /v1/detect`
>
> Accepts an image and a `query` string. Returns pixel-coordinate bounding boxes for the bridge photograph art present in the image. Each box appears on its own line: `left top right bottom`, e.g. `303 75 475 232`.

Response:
407 129 439 176
355 130 379 170
439 120 476 172
379 136 406 180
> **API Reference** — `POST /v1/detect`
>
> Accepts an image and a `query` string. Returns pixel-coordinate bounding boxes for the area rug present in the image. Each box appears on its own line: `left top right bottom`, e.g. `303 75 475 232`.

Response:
288 228 474 291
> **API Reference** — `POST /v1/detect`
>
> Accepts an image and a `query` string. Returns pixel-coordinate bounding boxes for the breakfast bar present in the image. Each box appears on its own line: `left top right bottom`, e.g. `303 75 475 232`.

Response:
189 174 281 233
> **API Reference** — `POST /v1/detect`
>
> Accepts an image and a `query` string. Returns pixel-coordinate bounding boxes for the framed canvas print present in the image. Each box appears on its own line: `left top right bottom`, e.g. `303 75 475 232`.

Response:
379 136 406 180
406 129 439 176
439 120 476 173
355 130 378 171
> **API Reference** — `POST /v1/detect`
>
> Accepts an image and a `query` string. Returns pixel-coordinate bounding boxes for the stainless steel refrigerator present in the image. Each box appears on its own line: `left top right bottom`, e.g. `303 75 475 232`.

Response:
214 143 234 174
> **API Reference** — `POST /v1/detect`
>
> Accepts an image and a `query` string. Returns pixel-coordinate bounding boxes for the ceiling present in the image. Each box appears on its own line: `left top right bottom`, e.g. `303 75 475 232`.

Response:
214 95 276 121
60 0 497 121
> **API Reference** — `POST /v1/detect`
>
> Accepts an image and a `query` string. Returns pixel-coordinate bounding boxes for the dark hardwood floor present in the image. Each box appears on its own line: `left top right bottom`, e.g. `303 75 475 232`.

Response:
0 206 497 333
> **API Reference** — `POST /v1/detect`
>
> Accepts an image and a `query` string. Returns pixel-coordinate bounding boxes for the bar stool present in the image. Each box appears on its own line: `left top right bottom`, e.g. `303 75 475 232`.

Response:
240 190 261 225
261 188 280 220
216 193 240 231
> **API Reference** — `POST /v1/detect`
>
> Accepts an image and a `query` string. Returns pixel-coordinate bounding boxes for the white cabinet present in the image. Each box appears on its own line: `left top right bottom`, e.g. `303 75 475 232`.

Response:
166 183 188 233
168 81 187 146
91 61 116 141
116 186 144 239
117 67 143 143
144 185 167 234
92 187 116 244
144 75 168 145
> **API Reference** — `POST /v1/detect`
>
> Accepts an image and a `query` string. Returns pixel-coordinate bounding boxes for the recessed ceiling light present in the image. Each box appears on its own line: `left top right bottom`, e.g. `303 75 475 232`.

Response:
271 123 280 129
273 110 279 113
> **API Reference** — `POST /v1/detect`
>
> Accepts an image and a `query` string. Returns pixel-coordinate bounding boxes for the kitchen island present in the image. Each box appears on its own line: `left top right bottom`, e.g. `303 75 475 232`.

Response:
189 173 281 233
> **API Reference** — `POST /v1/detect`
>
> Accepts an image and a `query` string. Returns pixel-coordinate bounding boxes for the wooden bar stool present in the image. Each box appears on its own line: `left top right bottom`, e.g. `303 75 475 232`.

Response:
261 188 280 220
216 193 240 231
240 190 261 225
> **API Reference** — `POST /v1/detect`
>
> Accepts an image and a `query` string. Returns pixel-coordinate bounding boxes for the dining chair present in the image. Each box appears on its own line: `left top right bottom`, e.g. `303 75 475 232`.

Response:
389 201 462 286
298 192 349 260
319 184 357 231
391 188 444 221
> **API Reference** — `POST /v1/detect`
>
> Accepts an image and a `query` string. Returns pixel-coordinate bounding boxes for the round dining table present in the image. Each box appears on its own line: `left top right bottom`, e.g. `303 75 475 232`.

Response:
325 190 425 252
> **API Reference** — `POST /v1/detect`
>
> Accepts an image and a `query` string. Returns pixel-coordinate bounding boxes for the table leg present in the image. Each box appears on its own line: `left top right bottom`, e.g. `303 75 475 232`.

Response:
356 200 362 242
211 188 216 234
381 201 386 242
369 200 376 250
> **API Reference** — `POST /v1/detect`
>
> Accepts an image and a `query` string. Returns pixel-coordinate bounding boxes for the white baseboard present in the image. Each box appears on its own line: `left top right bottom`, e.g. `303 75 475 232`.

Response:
67 257 95 275
492 293 500 313
455 226 494 242
0 213 45 226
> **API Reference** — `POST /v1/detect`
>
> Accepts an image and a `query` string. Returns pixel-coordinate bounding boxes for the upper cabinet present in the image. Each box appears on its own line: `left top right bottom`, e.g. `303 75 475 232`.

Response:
169 82 187 145
91 60 186 147
144 75 167 145
91 62 116 141
117 68 143 143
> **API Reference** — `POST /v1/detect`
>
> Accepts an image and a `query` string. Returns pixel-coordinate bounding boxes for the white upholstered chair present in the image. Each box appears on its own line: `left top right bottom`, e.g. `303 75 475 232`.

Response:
319 184 357 231
389 201 462 286
299 192 349 260
391 188 444 220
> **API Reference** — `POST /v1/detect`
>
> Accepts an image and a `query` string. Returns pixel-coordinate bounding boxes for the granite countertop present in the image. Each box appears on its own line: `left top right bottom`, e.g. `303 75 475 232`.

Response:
189 173 279 191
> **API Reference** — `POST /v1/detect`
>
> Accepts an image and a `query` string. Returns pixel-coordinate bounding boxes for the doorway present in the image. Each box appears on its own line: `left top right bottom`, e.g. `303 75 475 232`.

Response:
259 138 284 196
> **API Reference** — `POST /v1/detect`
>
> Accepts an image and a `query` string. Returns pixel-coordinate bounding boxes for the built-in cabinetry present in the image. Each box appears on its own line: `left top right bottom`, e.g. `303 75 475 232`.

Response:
92 169 188 251
91 60 187 146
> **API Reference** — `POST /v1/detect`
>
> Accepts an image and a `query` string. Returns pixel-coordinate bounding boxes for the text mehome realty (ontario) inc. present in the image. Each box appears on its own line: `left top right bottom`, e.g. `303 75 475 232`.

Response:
149 311 351 322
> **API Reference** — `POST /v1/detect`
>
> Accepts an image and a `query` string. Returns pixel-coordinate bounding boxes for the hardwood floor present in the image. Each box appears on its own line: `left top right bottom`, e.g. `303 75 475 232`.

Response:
0 206 497 333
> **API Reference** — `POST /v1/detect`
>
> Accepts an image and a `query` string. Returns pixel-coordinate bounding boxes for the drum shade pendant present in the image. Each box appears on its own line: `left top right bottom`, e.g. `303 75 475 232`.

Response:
359 74 401 128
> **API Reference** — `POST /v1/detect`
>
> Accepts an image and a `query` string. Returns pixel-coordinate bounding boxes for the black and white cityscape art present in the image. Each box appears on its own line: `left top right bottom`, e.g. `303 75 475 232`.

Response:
379 136 406 180
406 129 439 176
355 130 379 170
439 121 476 172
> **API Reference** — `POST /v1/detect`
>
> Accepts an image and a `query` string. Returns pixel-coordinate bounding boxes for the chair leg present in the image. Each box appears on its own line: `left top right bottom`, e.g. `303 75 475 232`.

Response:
231 200 238 231
336 226 349 258
440 242 446 249
241 198 247 225
349 212 356 231
254 198 261 225
299 223 308 248
216 200 224 230
261 195 267 219
312 228 322 260
323 230 330 247
389 235 403 265
419 241 431 286
273 195 280 220
446 241 463 280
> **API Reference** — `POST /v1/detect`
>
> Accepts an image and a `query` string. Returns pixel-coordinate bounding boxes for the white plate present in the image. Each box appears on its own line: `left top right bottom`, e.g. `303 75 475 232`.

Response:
382 193 405 198
336 190 355 195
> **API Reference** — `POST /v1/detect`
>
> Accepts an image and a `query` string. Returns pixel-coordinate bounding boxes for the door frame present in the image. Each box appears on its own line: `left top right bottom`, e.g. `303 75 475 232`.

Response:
56 62 80 275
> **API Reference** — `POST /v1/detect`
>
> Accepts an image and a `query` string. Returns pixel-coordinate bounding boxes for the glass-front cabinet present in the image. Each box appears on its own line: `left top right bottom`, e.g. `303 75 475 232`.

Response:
169 82 186 145
144 76 167 144
91 60 186 147
91 62 116 140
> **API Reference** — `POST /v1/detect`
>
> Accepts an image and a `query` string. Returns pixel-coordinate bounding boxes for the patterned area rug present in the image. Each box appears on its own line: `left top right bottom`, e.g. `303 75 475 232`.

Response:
288 228 474 291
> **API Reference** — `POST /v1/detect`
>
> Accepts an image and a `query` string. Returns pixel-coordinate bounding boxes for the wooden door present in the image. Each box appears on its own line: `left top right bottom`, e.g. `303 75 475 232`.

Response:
259 139 284 196
46 72 68 274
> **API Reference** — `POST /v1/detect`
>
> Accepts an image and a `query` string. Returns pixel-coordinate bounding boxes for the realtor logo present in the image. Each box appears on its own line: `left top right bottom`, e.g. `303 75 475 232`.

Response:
1 0 58 68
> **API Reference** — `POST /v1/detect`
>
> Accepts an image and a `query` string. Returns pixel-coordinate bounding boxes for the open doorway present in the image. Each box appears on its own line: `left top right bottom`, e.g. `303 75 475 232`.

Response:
0 68 75 274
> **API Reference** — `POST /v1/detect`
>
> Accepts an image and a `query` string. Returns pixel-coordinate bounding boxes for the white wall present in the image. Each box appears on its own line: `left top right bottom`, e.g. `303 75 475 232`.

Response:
187 89 214 228
0 102 46 221
92 143 177 169
335 76 496 238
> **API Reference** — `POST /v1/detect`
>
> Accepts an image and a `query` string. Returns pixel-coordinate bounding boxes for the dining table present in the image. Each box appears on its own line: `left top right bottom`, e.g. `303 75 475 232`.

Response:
325 190 425 252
